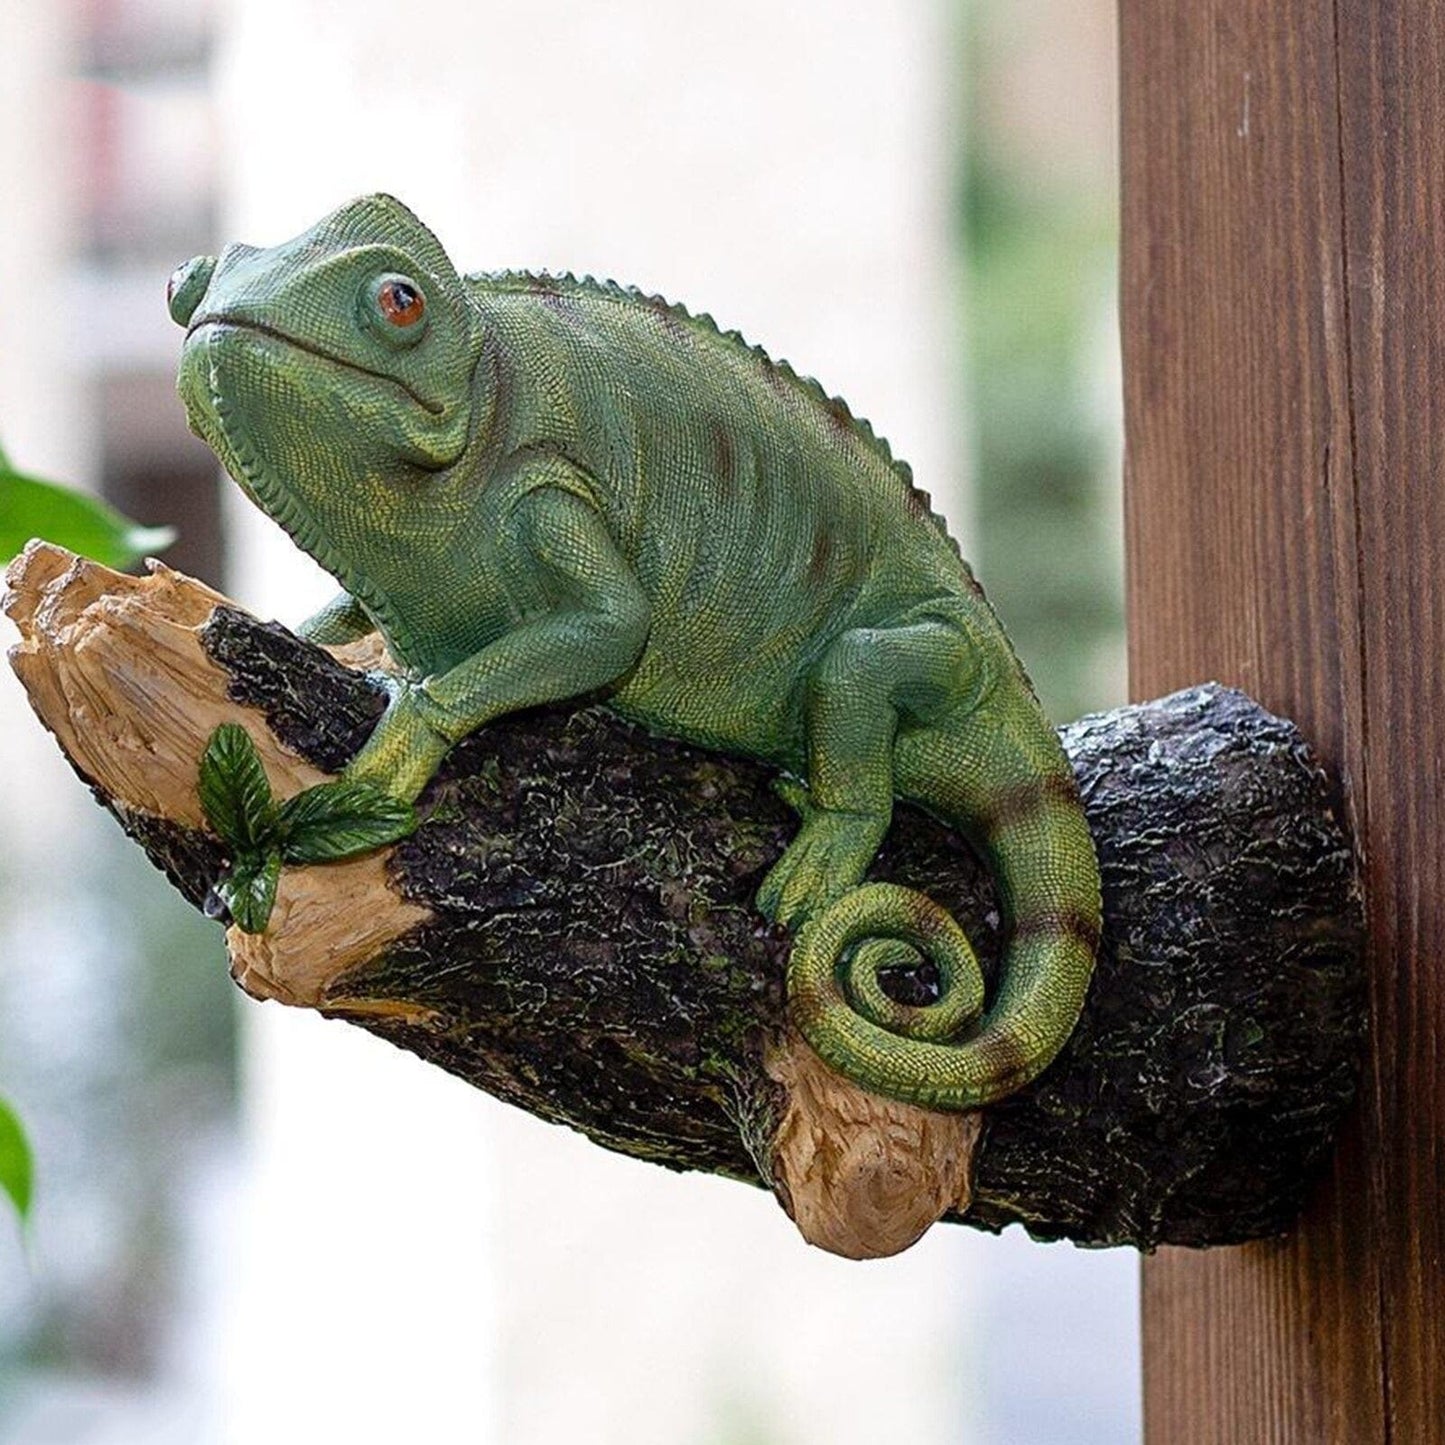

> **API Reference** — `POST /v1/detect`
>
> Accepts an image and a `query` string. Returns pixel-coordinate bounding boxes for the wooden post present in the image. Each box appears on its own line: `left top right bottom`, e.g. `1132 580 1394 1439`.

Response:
1121 3 1445 1439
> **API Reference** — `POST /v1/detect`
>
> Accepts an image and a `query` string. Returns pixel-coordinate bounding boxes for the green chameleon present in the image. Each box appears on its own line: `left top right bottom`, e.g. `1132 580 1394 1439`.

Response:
169 194 1101 1111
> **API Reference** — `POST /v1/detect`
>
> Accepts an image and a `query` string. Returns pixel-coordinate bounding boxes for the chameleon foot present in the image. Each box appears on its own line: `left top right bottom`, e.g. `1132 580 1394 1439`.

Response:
342 681 454 804
757 792 889 929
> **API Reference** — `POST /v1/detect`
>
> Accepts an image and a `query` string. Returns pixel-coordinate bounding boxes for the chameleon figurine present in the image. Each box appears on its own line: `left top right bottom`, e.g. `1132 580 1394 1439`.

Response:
169 194 1102 1112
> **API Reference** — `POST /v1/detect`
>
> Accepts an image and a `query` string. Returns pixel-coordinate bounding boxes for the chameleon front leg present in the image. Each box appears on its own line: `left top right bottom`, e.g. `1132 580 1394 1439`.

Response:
344 487 651 804
297 591 377 646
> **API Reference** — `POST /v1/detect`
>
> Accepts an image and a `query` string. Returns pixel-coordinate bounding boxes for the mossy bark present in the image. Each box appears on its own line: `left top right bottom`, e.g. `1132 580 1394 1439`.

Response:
4 546 1364 1251
172 608 1364 1249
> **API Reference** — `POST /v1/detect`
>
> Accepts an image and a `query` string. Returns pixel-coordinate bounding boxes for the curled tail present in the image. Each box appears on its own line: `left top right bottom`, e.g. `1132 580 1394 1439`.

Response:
788 701 1102 1112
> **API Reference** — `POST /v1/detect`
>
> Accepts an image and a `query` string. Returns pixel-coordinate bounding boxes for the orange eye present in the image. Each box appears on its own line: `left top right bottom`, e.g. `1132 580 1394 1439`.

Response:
377 277 425 327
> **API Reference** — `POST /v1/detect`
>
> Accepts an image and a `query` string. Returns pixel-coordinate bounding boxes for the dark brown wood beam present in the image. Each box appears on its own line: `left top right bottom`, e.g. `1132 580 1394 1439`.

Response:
1121 1 1445 1437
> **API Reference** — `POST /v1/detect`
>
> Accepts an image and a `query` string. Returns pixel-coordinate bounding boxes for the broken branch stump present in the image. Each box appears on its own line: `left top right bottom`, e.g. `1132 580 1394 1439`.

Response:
4 543 1365 1258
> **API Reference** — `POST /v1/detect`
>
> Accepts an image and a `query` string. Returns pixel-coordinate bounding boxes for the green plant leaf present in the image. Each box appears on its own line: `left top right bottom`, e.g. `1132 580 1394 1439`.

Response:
199 723 277 851
275 779 417 864
0 463 175 569
216 851 282 934
0 1097 33 1224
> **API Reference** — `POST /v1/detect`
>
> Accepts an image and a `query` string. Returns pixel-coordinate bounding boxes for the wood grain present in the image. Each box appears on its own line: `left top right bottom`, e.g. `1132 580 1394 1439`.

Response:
1122 2 1445 1439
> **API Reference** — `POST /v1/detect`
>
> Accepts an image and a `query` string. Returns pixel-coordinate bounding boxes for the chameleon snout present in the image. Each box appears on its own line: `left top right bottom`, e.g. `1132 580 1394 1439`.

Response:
167 254 217 328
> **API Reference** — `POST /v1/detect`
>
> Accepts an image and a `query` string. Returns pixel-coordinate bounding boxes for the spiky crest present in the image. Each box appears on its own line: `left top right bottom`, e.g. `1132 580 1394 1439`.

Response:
466 269 965 563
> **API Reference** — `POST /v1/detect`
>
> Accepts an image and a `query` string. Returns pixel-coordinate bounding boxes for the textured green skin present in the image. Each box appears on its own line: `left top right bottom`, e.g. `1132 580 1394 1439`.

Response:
171 194 1102 1110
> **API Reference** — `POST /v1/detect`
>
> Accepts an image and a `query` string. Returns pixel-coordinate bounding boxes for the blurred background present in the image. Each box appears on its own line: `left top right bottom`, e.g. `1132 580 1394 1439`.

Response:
0 1 1129 1440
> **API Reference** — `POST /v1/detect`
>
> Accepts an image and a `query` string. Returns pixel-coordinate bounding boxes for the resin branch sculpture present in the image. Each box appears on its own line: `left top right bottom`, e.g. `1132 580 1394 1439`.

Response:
5 545 1363 1258
2 196 1364 1259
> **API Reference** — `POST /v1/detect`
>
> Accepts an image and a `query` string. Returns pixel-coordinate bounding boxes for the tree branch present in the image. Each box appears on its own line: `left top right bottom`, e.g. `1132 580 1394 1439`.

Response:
4 543 1365 1257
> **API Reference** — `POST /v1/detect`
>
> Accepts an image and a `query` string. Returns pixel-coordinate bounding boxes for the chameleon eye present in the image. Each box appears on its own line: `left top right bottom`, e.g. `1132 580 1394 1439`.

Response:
364 273 429 348
376 276 426 327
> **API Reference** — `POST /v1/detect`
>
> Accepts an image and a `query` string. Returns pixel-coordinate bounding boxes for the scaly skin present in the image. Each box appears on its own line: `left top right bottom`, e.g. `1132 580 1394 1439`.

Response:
170 194 1102 1110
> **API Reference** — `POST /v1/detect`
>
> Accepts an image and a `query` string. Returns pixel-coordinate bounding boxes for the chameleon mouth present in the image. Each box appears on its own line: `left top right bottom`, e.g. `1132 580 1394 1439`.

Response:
189 325 419 664
186 315 446 416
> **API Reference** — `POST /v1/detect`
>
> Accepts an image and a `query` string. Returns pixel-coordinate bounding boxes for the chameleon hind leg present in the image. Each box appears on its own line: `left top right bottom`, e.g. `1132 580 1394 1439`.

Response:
756 615 983 928
771 616 1098 1109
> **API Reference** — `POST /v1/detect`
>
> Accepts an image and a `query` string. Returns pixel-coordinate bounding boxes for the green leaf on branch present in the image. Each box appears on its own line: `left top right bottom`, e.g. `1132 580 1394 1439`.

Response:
199 723 277 852
0 1097 34 1225
198 722 418 934
0 451 175 569
214 851 282 935
275 780 416 864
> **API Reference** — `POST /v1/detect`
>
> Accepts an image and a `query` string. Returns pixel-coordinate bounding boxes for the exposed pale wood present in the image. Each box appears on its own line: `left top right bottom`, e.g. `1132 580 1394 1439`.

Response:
1122 2 1445 1438
3 541 431 1009
5 541 255 827
764 1030 980 1259
228 854 434 1013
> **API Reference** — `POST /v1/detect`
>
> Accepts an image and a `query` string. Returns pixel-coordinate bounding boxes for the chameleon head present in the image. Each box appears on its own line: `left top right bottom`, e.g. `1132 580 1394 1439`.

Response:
171 194 483 574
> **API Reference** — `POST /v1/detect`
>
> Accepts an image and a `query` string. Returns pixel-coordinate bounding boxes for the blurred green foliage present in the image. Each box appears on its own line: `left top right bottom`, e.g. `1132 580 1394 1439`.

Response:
0 1098 32 1226
0 439 175 570
962 20 1124 723
0 433 183 1232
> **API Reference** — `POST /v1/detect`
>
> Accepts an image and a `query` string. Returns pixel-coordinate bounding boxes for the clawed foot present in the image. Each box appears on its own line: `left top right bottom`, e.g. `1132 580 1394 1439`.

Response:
343 680 454 804
757 780 889 929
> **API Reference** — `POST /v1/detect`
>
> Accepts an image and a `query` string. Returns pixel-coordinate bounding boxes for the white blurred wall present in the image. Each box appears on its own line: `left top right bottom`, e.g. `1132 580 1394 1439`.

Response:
0 2 90 848
0 4 87 489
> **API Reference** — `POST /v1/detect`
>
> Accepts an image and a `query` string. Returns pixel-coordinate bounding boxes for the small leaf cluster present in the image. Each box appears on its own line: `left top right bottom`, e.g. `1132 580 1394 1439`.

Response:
199 723 416 933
